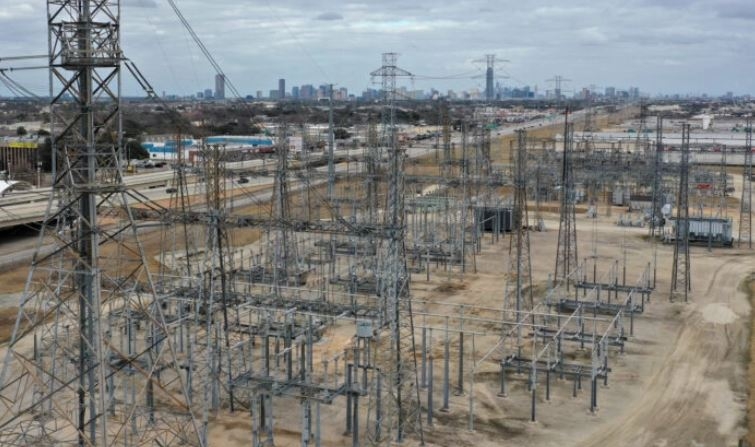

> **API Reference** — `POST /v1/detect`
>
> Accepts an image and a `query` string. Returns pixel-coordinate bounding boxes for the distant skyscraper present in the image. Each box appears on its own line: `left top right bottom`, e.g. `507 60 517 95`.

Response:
278 78 286 99
485 54 495 101
605 86 616 98
204 88 213 99
215 74 225 100
292 86 300 99
318 84 330 100
300 84 315 100
256 90 263 99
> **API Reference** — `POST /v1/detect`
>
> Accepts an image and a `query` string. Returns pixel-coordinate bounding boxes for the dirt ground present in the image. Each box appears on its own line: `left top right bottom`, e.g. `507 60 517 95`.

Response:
2 105 754 446
1 207 750 446
193 202 753 447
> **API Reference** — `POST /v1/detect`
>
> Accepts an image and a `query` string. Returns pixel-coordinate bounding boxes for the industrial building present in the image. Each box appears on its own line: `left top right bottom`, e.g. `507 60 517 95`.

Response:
141 135 275 162
0 139 39 177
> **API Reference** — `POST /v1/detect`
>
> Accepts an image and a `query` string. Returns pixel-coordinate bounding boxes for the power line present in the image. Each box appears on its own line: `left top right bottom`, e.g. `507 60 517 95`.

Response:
163 0 245 100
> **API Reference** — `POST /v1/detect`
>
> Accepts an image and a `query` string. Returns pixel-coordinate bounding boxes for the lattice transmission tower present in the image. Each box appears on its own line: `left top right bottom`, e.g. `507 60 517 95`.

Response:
0 1 201 445
740 118 753 248
650 116 664 237
367 52 423 445
671 124 691 302
504 130 533 356
554 111 578 285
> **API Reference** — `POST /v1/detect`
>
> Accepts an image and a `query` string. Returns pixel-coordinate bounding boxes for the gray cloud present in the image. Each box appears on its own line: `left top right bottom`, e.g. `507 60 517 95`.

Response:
0 0 752 97
123 0 158 8
715 1 755 20
315 12 343 21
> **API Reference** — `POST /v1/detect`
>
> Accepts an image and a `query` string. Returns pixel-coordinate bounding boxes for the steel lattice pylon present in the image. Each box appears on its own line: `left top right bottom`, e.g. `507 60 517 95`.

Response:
650 116 664 237
554 111 578 285
671 124 692 302
367 53 423 446
269 129 303 288
504 130 533 357
0 2 202 445
739 118 753 248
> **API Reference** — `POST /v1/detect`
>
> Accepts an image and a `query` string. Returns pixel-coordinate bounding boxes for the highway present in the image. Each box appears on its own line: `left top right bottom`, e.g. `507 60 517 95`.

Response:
0 110 577 223
0 142 437 230
0 113 593 273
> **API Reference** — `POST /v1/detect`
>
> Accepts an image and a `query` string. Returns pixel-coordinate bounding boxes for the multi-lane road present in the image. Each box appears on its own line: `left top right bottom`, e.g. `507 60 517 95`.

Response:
0 109 578 228
0 114 578 270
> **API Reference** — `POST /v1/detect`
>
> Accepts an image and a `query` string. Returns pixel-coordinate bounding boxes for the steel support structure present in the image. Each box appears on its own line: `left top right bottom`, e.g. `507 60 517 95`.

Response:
650 116 664 237
555 111 578 285
739 118 752 248
0 1 201 445
504 130 533 358
367 52 423 445
671 124 691 302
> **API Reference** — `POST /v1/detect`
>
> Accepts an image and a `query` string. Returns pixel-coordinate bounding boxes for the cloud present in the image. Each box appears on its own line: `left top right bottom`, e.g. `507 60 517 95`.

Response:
532 6 592 18
577 27 609 46
715 1 755 20
0 3 37 20
1 0 755 97
315 12 343 21
123 0 158 8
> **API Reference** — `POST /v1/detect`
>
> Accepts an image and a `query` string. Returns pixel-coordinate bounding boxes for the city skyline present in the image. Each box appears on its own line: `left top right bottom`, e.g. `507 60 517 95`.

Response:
0 1 753 98
164 76 689 102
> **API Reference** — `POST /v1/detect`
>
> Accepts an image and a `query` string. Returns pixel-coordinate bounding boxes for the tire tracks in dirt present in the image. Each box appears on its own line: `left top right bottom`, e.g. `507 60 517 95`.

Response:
579 253 753 447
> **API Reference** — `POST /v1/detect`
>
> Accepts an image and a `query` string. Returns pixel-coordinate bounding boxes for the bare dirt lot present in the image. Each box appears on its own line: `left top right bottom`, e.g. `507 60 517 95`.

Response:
194 206 754 447
410 213 752 447
1 222 752 447
1 109 752 446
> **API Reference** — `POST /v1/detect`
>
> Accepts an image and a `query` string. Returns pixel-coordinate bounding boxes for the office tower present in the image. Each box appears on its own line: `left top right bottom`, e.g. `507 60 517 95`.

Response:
215 73 225 100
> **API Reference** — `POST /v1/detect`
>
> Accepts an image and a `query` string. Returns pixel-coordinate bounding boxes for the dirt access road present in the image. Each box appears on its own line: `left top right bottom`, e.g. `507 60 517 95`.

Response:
198 210 753 447
397 213 752 447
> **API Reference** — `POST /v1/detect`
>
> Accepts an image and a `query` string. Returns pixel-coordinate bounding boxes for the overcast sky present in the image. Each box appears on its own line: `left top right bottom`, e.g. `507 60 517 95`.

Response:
1 0 754 98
